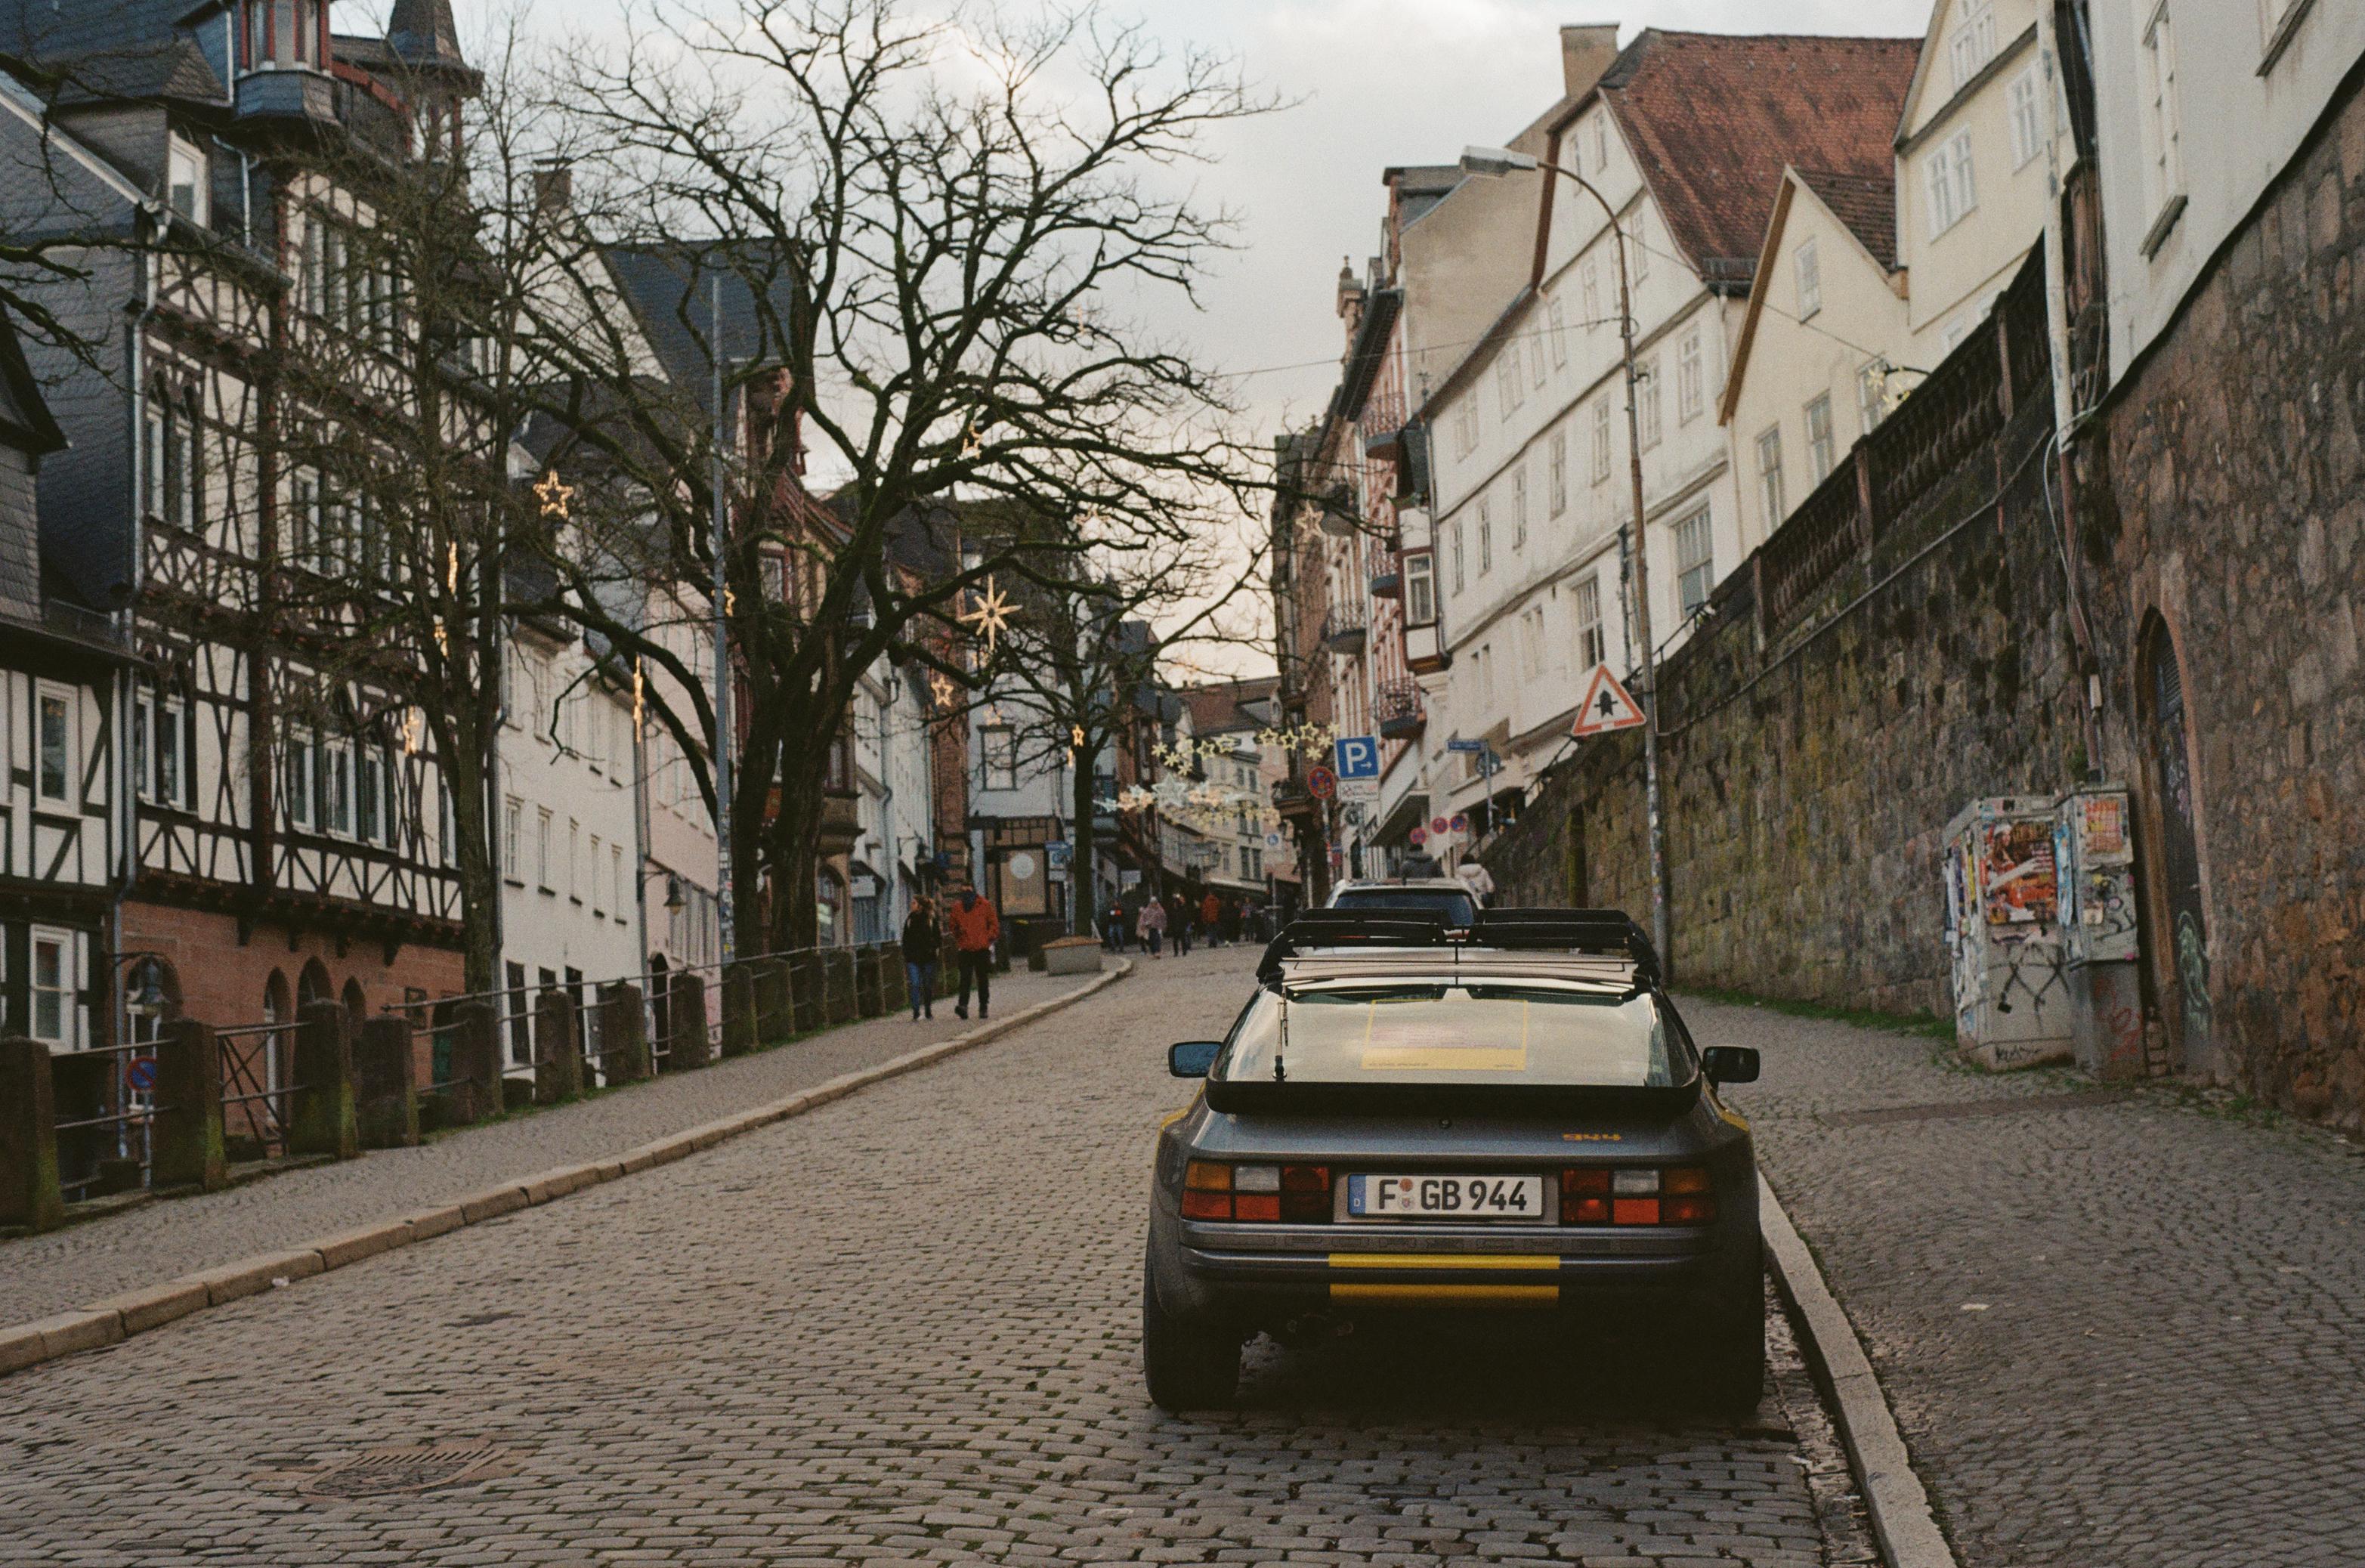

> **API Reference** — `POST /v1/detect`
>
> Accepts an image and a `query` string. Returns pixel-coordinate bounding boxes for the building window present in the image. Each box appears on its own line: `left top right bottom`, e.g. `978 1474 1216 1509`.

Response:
1510 465 1528 550
1572 574 1605 670
2138 3 2182 230
286 728 315 830
1448 521 1465 593
1859 361 1890 433
1547 431 1569 518
1949 0 1998 89
36 685 73 805
1925 129 1978 238
1628 209 1649 284
1476 496 1493 575
166 137 209 227
438 779 456 868
1547 295 1569 366
1590 111 1608 174
1495 349 1523 419
536 806 553 890
612 843 626 923
2007 65 2043 170
1674 509 1714 617
1452 397 1479 459
1805 395 1836 486
567 818 582 902
30 928 73 1046
1591 399 1612 483
1795 237 1822 319
979 726 1018 790
357 745 384 844
1638 357 1662 450
1676 329 1704 424
589 833 604 914
1756 427 1786 529
324 739 353 837
1579 255 1601 323
1519 604 1547 679
137 688 189 809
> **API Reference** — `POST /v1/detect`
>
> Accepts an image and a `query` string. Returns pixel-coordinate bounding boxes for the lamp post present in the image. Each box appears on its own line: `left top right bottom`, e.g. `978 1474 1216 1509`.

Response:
1460 145 1670 973
709 274 736 966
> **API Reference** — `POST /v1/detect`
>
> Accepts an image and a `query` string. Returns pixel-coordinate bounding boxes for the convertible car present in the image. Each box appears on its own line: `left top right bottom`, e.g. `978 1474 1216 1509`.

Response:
1142 908 1763 1412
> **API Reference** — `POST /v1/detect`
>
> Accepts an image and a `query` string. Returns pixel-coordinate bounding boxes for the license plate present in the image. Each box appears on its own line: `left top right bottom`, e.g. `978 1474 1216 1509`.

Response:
1347 1174 1547 1220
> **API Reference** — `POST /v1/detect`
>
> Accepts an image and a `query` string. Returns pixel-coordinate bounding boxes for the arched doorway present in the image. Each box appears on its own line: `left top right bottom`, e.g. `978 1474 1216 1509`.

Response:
2138 617 2213 1070
341 978 367 1032
297 958 332 1012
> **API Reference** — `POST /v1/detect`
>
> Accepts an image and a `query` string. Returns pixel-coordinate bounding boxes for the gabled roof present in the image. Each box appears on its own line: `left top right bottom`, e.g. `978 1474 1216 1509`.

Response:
1177 676 1279 738
0 304 66 457
46 36 227 107
1794 167 1900 271
602 243 799 421
1595 29 1920 289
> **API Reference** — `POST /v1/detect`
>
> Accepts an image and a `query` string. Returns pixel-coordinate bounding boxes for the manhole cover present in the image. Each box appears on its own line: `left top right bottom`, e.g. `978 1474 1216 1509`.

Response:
304 1443 513 1498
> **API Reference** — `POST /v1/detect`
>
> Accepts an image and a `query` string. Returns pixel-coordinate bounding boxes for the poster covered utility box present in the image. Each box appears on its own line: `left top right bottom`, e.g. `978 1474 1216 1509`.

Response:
1943 789 2144 1074
1943 796 2071 1069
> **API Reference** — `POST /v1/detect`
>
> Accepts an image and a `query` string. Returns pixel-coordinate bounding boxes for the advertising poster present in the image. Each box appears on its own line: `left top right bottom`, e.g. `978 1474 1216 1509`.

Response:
1981 819 2058 926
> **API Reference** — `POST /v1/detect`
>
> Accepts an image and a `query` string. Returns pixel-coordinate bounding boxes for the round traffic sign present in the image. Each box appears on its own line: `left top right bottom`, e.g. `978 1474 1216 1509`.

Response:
125 1056 160 1093
1409 826 1428 847
1306 765 1337 800
1450 814 1469 833
1430 816 1450 835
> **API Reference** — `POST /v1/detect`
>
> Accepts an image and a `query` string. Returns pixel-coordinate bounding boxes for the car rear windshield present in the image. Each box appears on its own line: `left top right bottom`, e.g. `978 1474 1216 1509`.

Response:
1216 982 1682 1088
1328 888 1479 926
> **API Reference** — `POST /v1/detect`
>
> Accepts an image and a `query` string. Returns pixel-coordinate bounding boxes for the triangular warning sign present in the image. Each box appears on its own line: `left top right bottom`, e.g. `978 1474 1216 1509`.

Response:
1569 662 1646 737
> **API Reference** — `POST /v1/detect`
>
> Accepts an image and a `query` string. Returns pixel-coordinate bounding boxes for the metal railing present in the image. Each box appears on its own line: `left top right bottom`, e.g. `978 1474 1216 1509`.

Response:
52 1039 164 1198
215 1021 298 1159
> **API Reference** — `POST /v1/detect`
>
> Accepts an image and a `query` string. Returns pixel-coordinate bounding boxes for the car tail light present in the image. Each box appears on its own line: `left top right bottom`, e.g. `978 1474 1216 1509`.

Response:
1563 1167 1717 1225
1179 1161 1330 1223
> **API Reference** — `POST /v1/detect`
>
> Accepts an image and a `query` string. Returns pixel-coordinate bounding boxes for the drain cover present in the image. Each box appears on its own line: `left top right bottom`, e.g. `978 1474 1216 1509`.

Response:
305 1443 512 1498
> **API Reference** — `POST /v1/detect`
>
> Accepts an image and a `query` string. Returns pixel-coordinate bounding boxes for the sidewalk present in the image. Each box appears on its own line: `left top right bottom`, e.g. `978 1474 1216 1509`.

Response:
1693 994 2365 1568
0 966 1079 1327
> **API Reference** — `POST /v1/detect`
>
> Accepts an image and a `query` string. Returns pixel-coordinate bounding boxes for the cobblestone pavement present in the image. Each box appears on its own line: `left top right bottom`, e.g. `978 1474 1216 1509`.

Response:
0 966 1081 1325
0 950 1869 1566
1695 996 2365 1568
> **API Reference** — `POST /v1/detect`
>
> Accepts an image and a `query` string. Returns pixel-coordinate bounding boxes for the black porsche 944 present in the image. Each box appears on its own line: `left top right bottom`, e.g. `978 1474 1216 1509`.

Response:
1142 908 1764 1412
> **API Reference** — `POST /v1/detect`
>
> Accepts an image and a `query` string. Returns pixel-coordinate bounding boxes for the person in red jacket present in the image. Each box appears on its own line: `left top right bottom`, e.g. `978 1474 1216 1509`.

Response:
947 883 1000 1020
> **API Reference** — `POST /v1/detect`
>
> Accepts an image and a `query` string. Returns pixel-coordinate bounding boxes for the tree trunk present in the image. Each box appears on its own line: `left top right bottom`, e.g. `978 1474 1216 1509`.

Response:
1071 756 1099 938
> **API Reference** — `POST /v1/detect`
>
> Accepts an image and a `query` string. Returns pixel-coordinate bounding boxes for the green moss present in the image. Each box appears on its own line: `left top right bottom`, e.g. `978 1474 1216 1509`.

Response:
1682 985 1957 1042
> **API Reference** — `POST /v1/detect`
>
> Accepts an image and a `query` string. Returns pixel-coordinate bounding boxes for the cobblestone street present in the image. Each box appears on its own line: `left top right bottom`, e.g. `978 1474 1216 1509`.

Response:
1700 997 2365 1568
0 951 1864 1566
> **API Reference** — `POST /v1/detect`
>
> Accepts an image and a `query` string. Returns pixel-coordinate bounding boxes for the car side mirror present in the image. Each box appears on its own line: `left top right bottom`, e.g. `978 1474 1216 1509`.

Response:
1702 1047 1760 1085
1168 1040 1223 1078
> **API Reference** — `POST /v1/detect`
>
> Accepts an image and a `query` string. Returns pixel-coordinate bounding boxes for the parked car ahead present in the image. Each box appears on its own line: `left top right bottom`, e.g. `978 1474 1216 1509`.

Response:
1142 908 1764 1413
1325 877 1479 929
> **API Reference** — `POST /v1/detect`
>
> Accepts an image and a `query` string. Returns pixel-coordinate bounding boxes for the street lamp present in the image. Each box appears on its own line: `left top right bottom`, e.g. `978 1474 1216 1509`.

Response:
1458 144 1671 974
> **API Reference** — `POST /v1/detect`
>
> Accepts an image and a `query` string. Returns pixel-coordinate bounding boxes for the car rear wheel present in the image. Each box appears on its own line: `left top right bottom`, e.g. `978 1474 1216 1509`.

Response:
1141 1257 1239 1412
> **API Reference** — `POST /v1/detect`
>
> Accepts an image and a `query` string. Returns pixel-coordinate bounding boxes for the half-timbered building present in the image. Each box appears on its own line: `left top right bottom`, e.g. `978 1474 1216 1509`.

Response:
2 0 474 1060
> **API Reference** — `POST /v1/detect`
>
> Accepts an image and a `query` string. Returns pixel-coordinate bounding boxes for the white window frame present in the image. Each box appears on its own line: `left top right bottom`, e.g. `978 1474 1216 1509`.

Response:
1476 495 1493 576
1925 130 1978 238
1638 357 1663 451
1580 255 1602 323
1495 351 1523 419
1518 605 1546 680
1591 399 1612 484
285 727 315 830
1572 574 1605 670
324 737 354 838
29 926 75 1047
1805 394 1837 487
2007 65 2044 170
1448 521 1464 593
979 725 1019 791
1547 296 1569 366
1949 0 1998 89
1757 426 1786 530
2138 2 2183 240
1676 329 1704 424
503 795 524 883
35 681 74 807
536 806 554 891
1674 508 1716 617
1628 210 1649 284
1510 465 1528 550
1859 361 1890 434
1795 237 1822 319
166 135 209 227
1547 431 1569 518
612 843 626 923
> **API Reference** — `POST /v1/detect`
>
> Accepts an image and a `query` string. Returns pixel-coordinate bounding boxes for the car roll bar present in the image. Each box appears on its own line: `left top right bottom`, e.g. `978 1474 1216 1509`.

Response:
1255 906 1660 988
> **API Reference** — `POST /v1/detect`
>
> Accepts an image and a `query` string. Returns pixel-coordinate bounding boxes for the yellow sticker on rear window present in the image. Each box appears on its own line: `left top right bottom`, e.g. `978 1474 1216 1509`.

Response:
1358 997 1527 1072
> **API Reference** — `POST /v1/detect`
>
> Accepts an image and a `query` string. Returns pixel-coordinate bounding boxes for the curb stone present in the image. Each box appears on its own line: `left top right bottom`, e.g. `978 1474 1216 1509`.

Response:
1759 1170 1962 1568
0 959 1132 1381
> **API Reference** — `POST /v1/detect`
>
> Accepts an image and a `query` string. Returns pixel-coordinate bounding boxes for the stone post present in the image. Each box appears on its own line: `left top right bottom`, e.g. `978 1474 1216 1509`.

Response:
882 947 909 1015
287 1000 358 1160
451 1001 503 1124
668 970 712 1071
533 988 583 1104
855 946 885 1018
790 951 825 1034
720 963 759 1058
824 948 858 1025
151 1018 228 1190
354 1016 419 1150
755 960 793 1042
600 982 651 1082
0 1036 65 1232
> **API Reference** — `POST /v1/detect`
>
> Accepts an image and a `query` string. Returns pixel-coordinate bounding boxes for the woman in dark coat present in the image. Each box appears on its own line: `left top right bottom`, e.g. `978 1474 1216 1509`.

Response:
901 896 941 1020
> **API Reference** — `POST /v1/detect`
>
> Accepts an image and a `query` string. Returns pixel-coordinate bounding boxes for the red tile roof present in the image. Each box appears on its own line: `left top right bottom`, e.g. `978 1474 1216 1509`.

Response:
1795 167 1902 270
1604 31 1921 288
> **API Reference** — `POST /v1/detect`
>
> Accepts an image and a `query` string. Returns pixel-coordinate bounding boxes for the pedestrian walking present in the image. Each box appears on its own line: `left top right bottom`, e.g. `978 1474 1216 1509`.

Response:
1222 898 1242 945
901 895 941 1020
948 883 1000 1019
1169 893 1192 956
1137 896 1166 957
1201 891 1222 947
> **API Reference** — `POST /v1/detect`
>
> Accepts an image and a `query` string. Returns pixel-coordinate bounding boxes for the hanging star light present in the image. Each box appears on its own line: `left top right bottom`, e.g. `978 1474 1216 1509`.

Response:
446 541 459 593
957 577 1016 660
402 708 424 756
961 422 982 458
929 670 960 710
533 469 574 520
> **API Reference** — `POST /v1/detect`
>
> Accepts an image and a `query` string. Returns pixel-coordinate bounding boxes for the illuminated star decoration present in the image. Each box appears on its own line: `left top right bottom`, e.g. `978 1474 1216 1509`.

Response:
533 469 574 520
957 577 1016 660
961 423 982 458
402 709 424 756
445 542 459 593
930 670 960 710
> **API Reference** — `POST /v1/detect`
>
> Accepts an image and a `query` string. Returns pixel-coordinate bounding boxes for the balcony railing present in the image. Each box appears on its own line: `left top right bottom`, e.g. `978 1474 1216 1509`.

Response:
1376 677 1424 740
1320 606 1367 655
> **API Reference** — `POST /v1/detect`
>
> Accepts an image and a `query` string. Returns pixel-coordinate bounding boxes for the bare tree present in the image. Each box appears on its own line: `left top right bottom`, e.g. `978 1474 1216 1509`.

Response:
513 0 1274 954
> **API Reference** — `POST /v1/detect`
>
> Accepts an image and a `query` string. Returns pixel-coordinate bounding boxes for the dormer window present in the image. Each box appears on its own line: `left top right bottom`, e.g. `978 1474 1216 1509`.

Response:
242 0 328 70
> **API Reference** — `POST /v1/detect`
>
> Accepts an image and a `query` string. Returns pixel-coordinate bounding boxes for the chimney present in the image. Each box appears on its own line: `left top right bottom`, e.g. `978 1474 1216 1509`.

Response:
531 159 572 213
1560 24 1621 100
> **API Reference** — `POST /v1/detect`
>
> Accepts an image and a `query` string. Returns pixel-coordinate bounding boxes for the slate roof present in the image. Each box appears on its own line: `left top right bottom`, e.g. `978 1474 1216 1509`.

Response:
602 243 800 421
0 0 207 67
1795 165 1900 270
1603 30 1921 288
46 36 227 107
1178 676 1280 737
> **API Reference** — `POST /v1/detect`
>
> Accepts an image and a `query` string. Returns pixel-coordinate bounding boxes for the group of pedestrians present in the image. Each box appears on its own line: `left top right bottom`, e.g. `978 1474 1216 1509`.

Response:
898 885 999 1022
1103 890 1267 959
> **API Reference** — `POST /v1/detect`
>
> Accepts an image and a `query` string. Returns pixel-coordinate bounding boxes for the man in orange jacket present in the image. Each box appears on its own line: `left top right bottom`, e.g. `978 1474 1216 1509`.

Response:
948 883 1000 1020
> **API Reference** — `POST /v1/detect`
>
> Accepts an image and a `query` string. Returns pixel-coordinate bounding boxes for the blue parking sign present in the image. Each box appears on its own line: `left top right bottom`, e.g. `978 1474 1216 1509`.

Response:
1334 735 1380 781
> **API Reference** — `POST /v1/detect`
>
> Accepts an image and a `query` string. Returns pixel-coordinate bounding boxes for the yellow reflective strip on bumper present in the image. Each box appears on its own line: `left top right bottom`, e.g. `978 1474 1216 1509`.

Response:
1327 1252 1560 1272
1331 1282 1560 1306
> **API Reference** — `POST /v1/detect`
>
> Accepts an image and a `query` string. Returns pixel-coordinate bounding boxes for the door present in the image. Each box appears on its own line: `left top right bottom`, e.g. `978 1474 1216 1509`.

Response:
2143 626 2212 1067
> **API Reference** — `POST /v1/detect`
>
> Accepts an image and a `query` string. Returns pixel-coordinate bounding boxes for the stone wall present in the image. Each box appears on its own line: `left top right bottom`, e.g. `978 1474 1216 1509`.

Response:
2079 66 2365 1127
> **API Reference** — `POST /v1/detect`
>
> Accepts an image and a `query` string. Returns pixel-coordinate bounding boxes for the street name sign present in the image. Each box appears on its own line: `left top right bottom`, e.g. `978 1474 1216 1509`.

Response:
1569 663 1646 737
1445 738 1489 753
